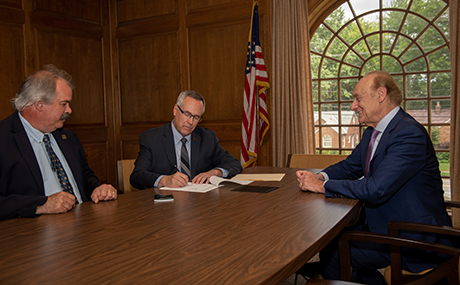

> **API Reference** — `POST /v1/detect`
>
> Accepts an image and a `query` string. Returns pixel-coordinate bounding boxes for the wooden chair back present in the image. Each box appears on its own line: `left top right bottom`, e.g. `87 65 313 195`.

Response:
287 154 348 169
339 231 460 284
117 159 138 193
445 201 460 228
386 220 460 284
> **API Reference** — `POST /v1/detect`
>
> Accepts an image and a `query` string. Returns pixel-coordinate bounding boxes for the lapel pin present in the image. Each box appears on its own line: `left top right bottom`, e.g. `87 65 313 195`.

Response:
61 134 67 140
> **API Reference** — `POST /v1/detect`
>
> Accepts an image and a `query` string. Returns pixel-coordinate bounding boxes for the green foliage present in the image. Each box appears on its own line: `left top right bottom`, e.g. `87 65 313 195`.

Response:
321 150 340 155
311 0 451 105
437 152 450 162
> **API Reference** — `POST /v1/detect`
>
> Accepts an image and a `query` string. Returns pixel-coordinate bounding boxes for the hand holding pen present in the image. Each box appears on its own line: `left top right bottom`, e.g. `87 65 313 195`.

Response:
158 165 189 188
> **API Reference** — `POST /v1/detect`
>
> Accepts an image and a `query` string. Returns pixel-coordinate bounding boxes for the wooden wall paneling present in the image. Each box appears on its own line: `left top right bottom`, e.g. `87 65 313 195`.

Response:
118 33 182 123
119 123 164 159
34 30 105 124
0 3 23 17
109 0 123 180
29 0 116 185
0 11 25 121
186 3 251 165
116 14 180 39
188 23 249 120
0 0 21 8
99 0 117 187
0 0 275 191
258 1 272 166
34 0 101 23
30 11 104 39
122 140 141 160
114 0 272 167
82 142 109 183
178 0 189 91
119 124 155 159
187 0 249 12
200 121 242 160
219 140 242 160
33 29 109 183
116 1 183 161
116 0 176 23
23 0 37 74
186 0 272 166
117 32 182 159
186 1 253 28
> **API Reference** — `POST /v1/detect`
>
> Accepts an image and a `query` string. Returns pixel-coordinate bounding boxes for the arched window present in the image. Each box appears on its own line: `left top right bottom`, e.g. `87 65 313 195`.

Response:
311 0 451 199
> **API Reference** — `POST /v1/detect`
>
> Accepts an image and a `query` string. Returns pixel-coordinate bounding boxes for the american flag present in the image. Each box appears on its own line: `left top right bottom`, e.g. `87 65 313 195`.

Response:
241 0 270 168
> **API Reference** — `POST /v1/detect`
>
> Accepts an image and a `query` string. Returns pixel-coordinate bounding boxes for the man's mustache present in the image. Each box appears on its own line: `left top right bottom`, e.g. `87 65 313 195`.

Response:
60 113 70 120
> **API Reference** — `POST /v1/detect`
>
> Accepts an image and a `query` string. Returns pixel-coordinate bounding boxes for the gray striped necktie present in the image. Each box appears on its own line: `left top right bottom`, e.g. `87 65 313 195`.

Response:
180 137 191 179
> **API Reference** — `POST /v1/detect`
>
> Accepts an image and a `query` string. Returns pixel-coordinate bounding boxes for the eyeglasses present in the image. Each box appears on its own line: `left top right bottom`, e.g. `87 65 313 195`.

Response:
177 105 203 122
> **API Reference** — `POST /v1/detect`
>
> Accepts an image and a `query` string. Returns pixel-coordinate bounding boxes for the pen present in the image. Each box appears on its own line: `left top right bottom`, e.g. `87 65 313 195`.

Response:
174 165 180 173
174 165 191 182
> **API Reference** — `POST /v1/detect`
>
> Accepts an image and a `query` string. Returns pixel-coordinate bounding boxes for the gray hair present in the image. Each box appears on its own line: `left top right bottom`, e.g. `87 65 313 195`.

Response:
13 64 74 111
176 90 206 114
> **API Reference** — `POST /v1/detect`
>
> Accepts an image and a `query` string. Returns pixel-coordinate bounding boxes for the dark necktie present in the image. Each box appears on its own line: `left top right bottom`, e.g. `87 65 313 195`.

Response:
180 137 191 179
365 129 380 177
43 134 76 198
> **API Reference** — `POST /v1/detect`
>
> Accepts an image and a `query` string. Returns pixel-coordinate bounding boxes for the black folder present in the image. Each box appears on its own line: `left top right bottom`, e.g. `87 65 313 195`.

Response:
231 185 279 193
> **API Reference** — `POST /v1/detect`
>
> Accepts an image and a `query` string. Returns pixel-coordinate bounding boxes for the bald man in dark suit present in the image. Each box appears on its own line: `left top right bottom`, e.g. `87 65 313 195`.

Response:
297 71 454 284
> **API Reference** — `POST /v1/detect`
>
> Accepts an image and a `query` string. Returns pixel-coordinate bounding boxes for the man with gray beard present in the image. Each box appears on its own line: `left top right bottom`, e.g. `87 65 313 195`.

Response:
0 64 117 221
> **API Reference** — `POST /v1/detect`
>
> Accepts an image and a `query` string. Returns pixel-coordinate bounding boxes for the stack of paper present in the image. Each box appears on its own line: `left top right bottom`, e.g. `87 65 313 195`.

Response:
160 176 252 193
231 173 285 181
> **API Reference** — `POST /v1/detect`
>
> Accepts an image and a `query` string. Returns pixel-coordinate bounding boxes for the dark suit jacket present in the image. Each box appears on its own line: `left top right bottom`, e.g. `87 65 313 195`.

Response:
130 123 242 189
322 109 453 271
0 112 102 220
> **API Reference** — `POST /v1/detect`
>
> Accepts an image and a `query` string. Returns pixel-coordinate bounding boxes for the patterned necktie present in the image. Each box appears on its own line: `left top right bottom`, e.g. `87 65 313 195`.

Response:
43 134 76 198
180 137 191 179
365 129 380 177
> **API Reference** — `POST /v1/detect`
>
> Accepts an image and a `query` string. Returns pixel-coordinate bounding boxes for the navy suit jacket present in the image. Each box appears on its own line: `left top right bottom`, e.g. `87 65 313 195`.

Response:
0 112 102 220
130 123 242 189
322 109 453 271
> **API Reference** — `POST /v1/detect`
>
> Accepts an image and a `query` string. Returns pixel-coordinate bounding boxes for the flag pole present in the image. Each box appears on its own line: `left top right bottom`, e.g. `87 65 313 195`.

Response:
255 84 260 167
254 0 259 168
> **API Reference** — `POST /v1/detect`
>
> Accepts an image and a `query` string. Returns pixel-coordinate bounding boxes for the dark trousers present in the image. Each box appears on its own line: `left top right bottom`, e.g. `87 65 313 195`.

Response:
319 235 390 284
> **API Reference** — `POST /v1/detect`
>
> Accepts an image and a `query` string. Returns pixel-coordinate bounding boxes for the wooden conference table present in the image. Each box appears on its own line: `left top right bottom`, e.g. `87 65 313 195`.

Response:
0 166 361 284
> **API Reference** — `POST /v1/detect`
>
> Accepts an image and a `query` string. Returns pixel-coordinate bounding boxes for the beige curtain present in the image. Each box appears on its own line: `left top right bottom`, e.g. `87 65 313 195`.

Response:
270 0 315 167
450 0 459 227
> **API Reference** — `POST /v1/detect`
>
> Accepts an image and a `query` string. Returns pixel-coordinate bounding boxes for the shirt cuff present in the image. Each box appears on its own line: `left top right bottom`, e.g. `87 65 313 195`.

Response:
154 175 164 187
319 171 329 182
216 167 229 178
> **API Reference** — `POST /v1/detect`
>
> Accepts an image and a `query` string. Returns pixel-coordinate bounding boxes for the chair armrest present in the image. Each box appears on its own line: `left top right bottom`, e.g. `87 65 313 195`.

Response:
388 221 460 239
445 200 460 209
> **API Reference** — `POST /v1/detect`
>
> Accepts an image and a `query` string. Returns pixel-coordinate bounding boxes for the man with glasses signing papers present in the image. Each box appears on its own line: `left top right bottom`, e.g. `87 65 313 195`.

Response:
130 90 242 189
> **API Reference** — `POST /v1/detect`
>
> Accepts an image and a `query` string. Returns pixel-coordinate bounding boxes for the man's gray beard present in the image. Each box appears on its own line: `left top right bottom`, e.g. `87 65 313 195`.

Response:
60 113 70 120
